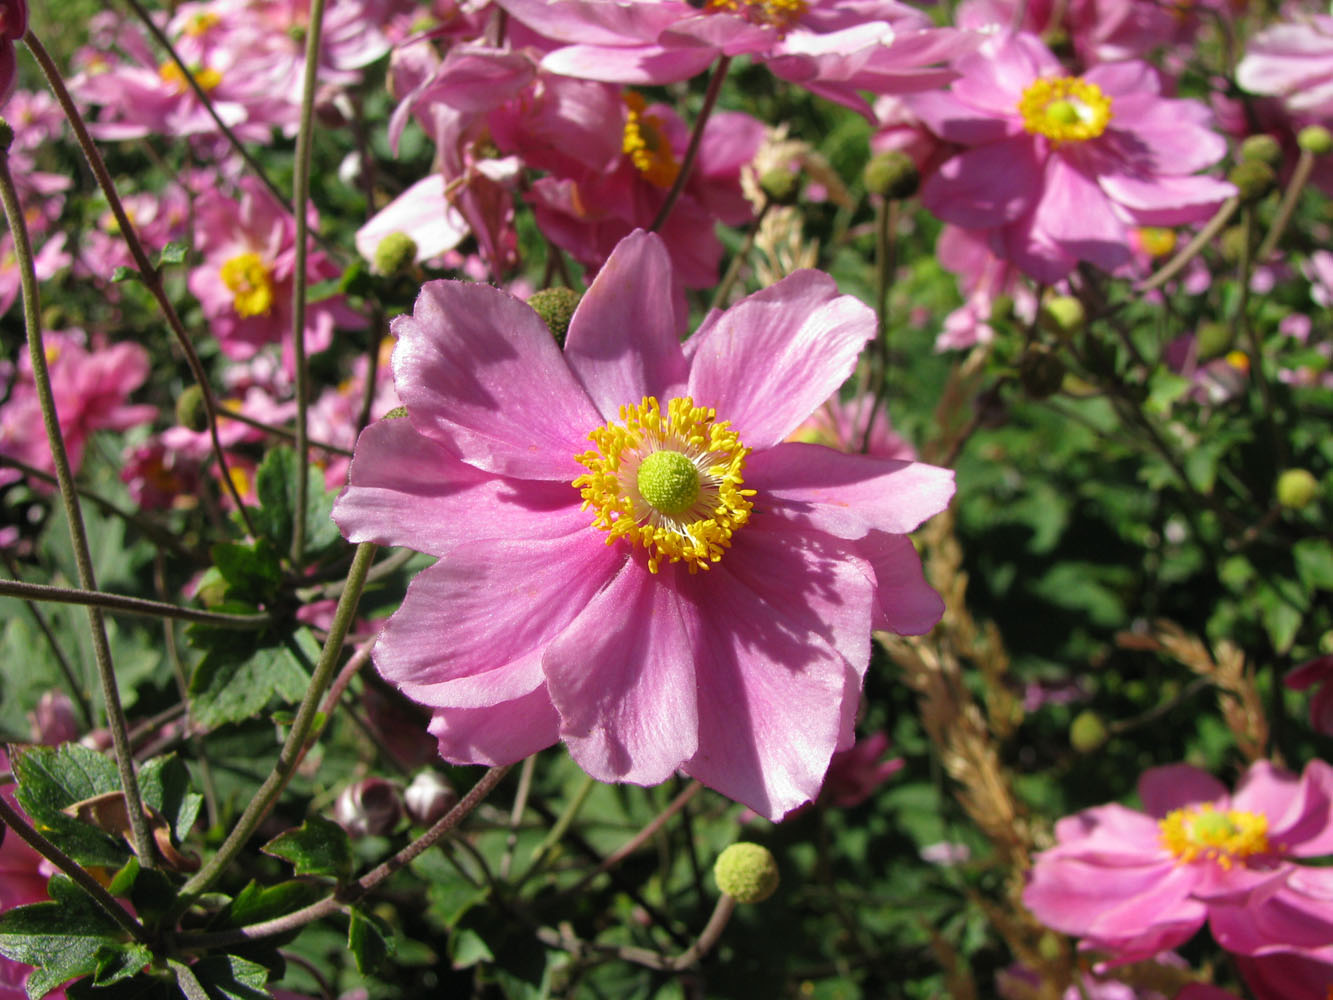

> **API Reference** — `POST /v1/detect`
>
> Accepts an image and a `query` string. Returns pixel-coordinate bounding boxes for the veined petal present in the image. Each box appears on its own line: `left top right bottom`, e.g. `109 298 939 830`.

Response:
861 532 945 635
427 686 561 767
685 271 875 450
392 280 603 481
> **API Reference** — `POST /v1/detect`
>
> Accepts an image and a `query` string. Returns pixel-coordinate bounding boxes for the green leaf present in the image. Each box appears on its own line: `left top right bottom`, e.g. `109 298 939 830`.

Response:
1258 582 1303 654
138 755 204 845
11 745 130 868
348 907 395 974
0 878 131 1000
210 539 283 604
1144 372 1193 416
157 241 189 266
92 942 152 986
262 816 353 881
251 447 343 558
188 627 318 730
183 955 272 1000
110 266 141 284
105 858 139 898
1293 538 1333 592
449 927 494 969
224 880 327 927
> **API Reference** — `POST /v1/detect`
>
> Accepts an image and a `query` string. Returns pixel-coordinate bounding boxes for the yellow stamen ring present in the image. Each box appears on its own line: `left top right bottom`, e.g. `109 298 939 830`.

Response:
1158 803 1269 870
574 396 754 574
1018 76 1112 144
220 251 276 318
622 93 680 189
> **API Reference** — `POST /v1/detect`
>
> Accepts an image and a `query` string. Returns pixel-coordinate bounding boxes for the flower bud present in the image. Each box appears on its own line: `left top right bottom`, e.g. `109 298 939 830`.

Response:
1038 295 1085 338
334 778 403 838
1069 710 1108 753
714 842 779 903
1239 134 1282 166
372 232 418 277
1276 468 1320 510
863 151 919 200
29 691 79 745
175 384 209 432
1226 160 1276 204
1298 125 1333 156
527 287 582 347
403 770 458 826
759 165 801 206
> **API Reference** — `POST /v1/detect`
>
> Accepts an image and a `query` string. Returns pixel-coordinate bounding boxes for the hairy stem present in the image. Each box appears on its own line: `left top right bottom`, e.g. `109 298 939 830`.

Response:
0 578 273 628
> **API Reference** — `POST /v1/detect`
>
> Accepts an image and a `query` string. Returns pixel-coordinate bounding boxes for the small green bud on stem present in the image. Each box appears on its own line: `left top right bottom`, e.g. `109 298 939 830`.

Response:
714 842 779 903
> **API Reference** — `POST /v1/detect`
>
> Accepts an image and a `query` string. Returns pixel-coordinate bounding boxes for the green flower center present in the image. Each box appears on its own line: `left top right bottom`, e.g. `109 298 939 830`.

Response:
637 450 702 516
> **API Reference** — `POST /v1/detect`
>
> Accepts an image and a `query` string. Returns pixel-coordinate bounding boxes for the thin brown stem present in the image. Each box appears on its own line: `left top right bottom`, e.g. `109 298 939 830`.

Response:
1138 196 1238 292
649 56 732 234
0 578 272 628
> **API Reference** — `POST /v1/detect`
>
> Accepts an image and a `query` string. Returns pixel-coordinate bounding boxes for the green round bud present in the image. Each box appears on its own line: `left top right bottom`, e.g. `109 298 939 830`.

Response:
372 232 418 277
759 166 801 206
0 118 13 153
714 843 779 903
1239 134 1282 166
637 450 700 516
1069 710 1108 753
1276 468 1320 510
1218 224 1253 264
863 151 920 200
1038 295 1086 338
1298 125 1333 156
1019 345 1066 399
175 384 210 433
1194 321 1233 361
527 287 582 347
1226 160 1276 203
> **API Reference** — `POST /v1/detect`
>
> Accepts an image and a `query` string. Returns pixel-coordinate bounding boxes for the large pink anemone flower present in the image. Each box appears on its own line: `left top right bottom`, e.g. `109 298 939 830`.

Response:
1023 759 1333 966
332 230 954 820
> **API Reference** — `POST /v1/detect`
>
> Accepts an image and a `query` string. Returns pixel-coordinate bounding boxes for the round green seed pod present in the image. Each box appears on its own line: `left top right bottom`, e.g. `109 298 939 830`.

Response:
1038 295 1086 339
372 232 418 277
1276 468 1320 510
863 151 920 200
759 166 801 206
1069 710 1108 753
1298 125 1333 156
1239 134 1282 166
527 287 582 347
1226 160 1276 203
175 384 210 433
714 843 779 903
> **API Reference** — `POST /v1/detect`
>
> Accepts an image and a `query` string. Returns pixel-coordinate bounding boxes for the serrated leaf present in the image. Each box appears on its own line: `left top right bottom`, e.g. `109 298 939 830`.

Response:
106 858 139 898
449 927 493 969
224 879 326 927
262 816 352 881
92 942 152 986
251 447 343 558
348 907 395 974
210 540 283 604
182 956 271 1000
0 881 130 999
188 628 317 730
157 241 189 265
427 879 489 929
110 266 141 284
11 746 130 868
138 754 204 845
1258 584 1303 654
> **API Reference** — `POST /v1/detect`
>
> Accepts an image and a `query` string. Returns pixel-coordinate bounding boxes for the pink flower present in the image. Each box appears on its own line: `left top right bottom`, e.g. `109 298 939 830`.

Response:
1023 760 1333 966
0 0 26 106
818 731 903 808
1286 655 1333 737
333 230 954 820
1237 14 1333 120
496 0 970 115
788 392 916 460
1234 946 1333 1000
914 34 1233 283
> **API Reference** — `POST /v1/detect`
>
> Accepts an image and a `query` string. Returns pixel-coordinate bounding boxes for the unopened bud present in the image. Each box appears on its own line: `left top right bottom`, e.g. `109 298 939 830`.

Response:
372 232 418 277
527 287 581 347
1038 295 1085 338
1019 345 1066 399
1298 125 1333 156
175 384 209 433
1276 468 1320 510
714 842 779 903
1195 321 1232 361
1218 224 1254 264
1227 160 1276 203
334 778 403 838
1069 710 1108 753
29 691 80 745
1239 134 1282 166
404 770 458 826
863 151 919 200
759 166 801 206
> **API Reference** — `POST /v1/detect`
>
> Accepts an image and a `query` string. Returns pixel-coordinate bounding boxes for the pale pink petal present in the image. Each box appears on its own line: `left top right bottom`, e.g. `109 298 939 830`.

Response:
333 418 584 555
544 562 699 785
746 442 954 538
497 0 692 44
563 230 689 419
685 271 875 449
541 43 716 84
1209 877 1333 955
681 519 874 819
391 280 603 481
1033 158 1129 271
355 175 469 264
909 89 1015 145
1138 764 1228 817
922 138 1043 229
426 686 561 767
1097 173 1234 227
949 36 1053 115
860 532 945 635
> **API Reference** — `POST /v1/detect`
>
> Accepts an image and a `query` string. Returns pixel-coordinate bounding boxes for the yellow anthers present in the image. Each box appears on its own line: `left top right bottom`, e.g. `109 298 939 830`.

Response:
1159 804 1269 869
622 93 680 189
158 61 223 94
1018 76 1112 143
220 252 276 318
574 396 754 574
705 0 808 33
183 11 221 36
1136 227 1177 259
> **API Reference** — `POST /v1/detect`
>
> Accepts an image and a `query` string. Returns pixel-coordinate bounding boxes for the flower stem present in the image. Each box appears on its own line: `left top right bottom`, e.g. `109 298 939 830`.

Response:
1138 195 1238 292
710 199 770 311
517 772 596 887
23 30 257 536
289 0 331 568
0 578 273 628
1256 147 1314 263
176 541 378 905
1 555 94 729
0 136 156 866
860 196 898 451
0 795 149 943
649 56 732 234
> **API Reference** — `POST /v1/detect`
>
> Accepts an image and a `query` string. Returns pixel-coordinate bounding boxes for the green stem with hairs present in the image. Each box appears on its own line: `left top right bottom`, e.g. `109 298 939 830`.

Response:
0 578 273 628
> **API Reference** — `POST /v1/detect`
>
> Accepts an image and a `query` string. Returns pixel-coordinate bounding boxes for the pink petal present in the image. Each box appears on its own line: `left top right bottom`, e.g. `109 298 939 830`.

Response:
1033 158 1129 270
908 89 1015 145
860 532 945 635
681 519 875 819
685 271 875 450
541 43 717 85
746 442 954 538
426 686 561 767
1097 173 1235 227
563 230 689 419
355 175 468 263
391 280 603 481
544 562 700 785
1137 764 1228 817
1209 877 1333 955
922 137 1043 229
497 0 692 45
333 418 583 555
372 530 624 708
